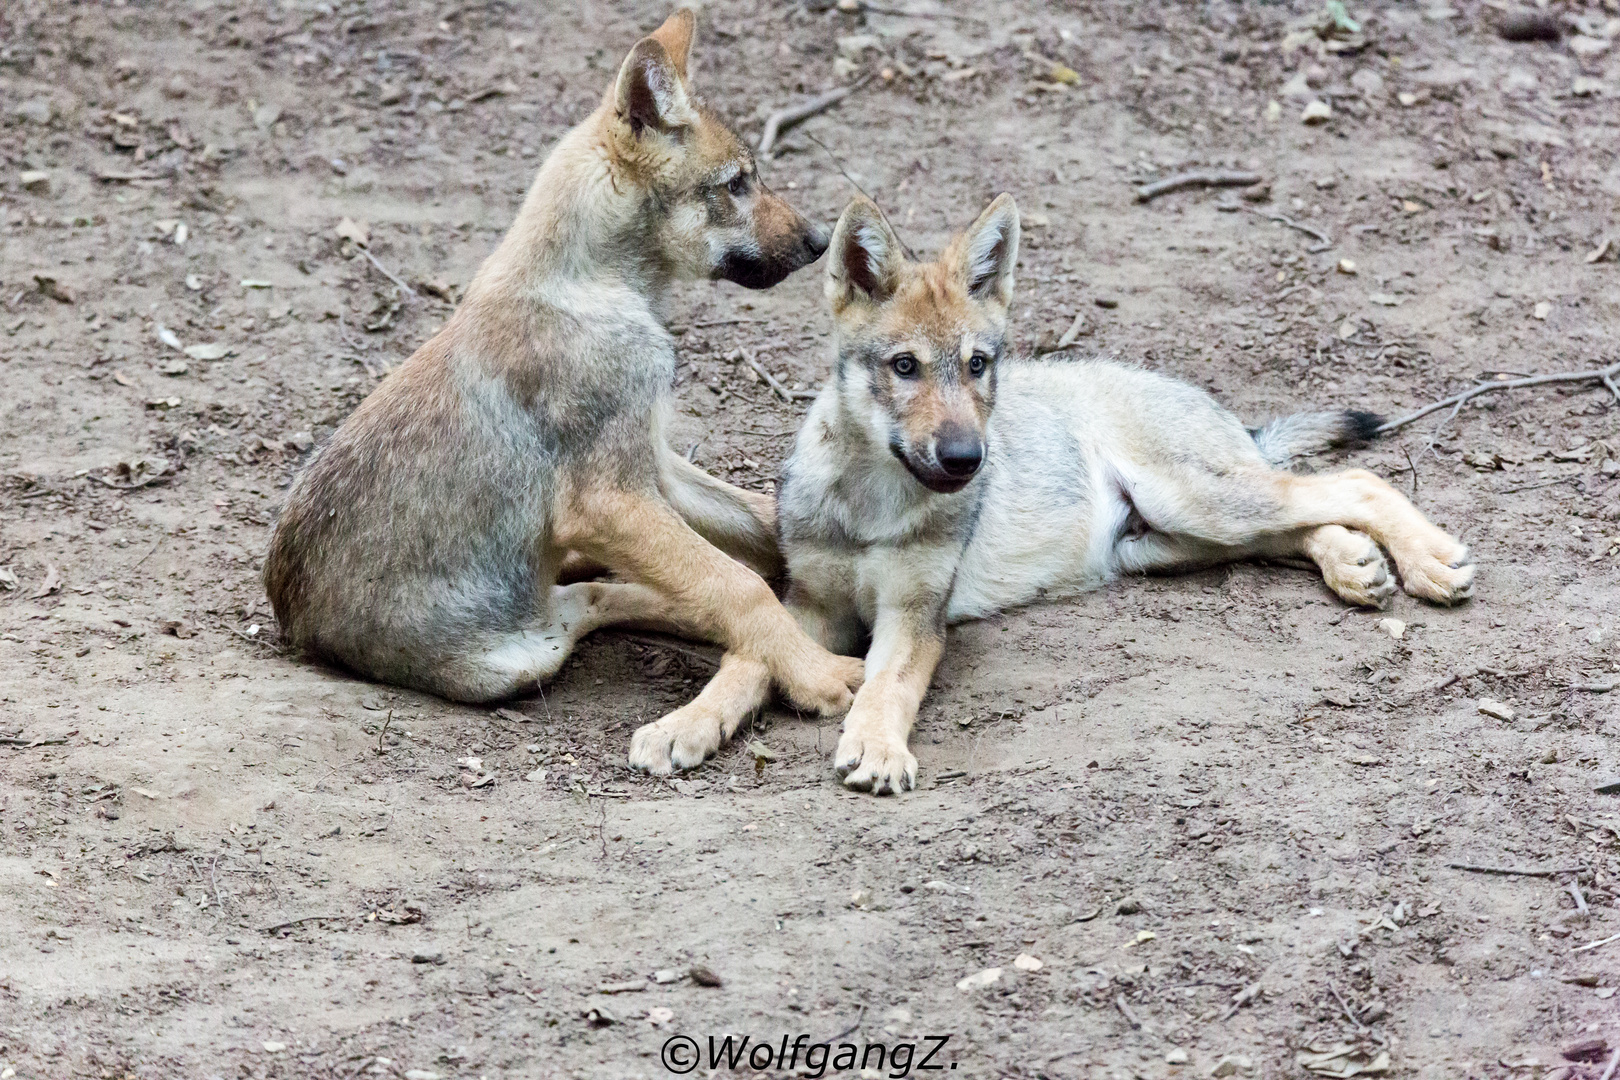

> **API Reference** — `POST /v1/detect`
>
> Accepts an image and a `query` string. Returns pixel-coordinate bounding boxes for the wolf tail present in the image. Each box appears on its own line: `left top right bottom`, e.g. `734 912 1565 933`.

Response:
1248 410 1383 467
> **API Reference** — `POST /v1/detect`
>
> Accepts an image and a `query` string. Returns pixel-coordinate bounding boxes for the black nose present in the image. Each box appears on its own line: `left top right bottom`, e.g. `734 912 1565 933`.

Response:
936 433 983 478
803 222 830 260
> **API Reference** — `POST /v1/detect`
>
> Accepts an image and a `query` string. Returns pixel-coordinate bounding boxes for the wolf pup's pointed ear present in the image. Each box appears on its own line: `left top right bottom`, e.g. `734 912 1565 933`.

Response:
614 36 692 137
826 197 905 311
953 193 1020 307
649 8 696 80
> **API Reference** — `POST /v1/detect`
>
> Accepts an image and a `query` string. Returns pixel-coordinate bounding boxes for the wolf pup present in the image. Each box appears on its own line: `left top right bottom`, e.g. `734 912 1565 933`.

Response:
648 193 1473 793
264 9 863 727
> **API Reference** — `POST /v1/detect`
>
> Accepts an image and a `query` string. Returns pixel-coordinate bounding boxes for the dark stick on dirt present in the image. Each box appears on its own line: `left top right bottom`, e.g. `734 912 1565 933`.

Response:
1446 862 1588 878
802 130 918 261
1599 1046 1620 1080
1327 981 1369 1032
1114 994 1144 1030
1248 208 1333 252
259 915 350 933
1134 170 1263 203
820 1004 866 1044
758 74 873 158
0 735 70 747
1378 362 1620 434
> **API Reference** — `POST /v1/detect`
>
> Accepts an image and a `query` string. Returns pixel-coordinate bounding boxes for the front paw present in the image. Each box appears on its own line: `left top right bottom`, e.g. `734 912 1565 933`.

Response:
780 653 865 716
627 704 725 775
833 727 917 795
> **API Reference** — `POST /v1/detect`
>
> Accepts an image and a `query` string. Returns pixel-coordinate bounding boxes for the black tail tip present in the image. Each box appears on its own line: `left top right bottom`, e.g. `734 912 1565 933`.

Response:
1345 409 1384 443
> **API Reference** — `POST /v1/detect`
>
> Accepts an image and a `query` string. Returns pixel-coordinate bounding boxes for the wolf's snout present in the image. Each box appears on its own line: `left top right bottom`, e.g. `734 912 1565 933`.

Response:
803 222 830 261
936 430 984 478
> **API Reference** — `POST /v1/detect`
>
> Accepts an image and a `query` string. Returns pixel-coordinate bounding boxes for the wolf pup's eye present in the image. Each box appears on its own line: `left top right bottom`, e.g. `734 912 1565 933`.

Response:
891 354 919 379
968 352 989 377
727 172 750 197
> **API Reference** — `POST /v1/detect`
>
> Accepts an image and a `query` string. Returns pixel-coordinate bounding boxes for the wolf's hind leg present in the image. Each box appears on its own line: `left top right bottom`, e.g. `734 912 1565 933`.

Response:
427 582 678 703
1270 471 1473 604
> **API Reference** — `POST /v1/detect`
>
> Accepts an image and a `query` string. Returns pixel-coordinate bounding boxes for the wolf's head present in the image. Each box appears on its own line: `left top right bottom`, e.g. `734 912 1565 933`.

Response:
824 194 1019 493
601 9 827 289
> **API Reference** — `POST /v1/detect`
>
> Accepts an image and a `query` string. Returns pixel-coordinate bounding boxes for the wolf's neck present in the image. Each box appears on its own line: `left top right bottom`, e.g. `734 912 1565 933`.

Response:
469 116 669 305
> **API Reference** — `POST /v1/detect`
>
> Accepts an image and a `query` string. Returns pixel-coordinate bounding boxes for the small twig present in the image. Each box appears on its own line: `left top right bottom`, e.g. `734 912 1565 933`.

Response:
1115 994 1144 1030
358 247 417 299
684 317 761 329
1498 476 1581 495
1134 170 1263 203
802 131 917 262
1327 981 1369 1032
259 914 350 934
133 533 167 568
1221 981 1262 1021
0 736 70 747
376 708 393 756
758 74 873 158
1401 443 1419 495
843 2 987 23
616 632 721 672
737 348 817 402
1599 1047 1620 1080
1446 862 1587 878
1247 207 1332 252
1574 930 1620 953
1566 877 1589 916
820 1004 866 1044
1378 362 1620 435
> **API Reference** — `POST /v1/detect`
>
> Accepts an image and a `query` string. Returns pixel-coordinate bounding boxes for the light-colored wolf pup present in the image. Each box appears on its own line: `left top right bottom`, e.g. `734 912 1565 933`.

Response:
638 193 1475 793
264 9 864 724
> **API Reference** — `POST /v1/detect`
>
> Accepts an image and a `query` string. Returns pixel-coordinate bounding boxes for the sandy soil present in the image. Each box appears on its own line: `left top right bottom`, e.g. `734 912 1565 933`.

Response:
3 1 1619 1077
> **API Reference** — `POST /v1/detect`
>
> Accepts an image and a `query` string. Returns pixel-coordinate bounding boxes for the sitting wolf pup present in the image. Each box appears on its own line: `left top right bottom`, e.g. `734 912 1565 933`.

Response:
630 193 1475 792
266 10 863 720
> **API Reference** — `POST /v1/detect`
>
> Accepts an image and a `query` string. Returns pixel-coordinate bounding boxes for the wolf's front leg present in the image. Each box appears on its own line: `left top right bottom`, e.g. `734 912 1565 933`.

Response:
834 608 946 796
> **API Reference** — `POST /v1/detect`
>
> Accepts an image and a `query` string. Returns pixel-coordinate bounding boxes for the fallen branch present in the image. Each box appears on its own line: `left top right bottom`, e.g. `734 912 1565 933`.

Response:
758 74 873 158
1446 862 1587 878
1248 208 1332 252
738 349 817 402
0 735 71 747
1135 170 1263 203
1598 1046 1620 1080
1378 362 1620 435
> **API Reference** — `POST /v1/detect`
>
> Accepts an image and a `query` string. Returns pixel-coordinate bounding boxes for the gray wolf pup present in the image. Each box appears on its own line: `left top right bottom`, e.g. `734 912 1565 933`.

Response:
265 9 864 724
634 193 1474 792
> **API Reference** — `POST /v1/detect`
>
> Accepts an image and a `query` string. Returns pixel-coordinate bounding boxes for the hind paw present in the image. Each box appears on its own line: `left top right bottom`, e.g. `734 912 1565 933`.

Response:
1399 545 1474 606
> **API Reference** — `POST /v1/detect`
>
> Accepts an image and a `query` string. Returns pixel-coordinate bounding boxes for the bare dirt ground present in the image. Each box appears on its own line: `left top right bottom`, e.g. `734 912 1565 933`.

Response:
3 1 1619 1077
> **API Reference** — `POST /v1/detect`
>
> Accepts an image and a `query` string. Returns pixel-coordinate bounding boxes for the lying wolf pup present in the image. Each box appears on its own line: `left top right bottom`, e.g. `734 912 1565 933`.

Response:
630 193 1474 792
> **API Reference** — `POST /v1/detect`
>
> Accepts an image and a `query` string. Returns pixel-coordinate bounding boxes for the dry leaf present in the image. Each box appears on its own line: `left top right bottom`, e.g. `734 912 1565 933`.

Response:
31 564 62 599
